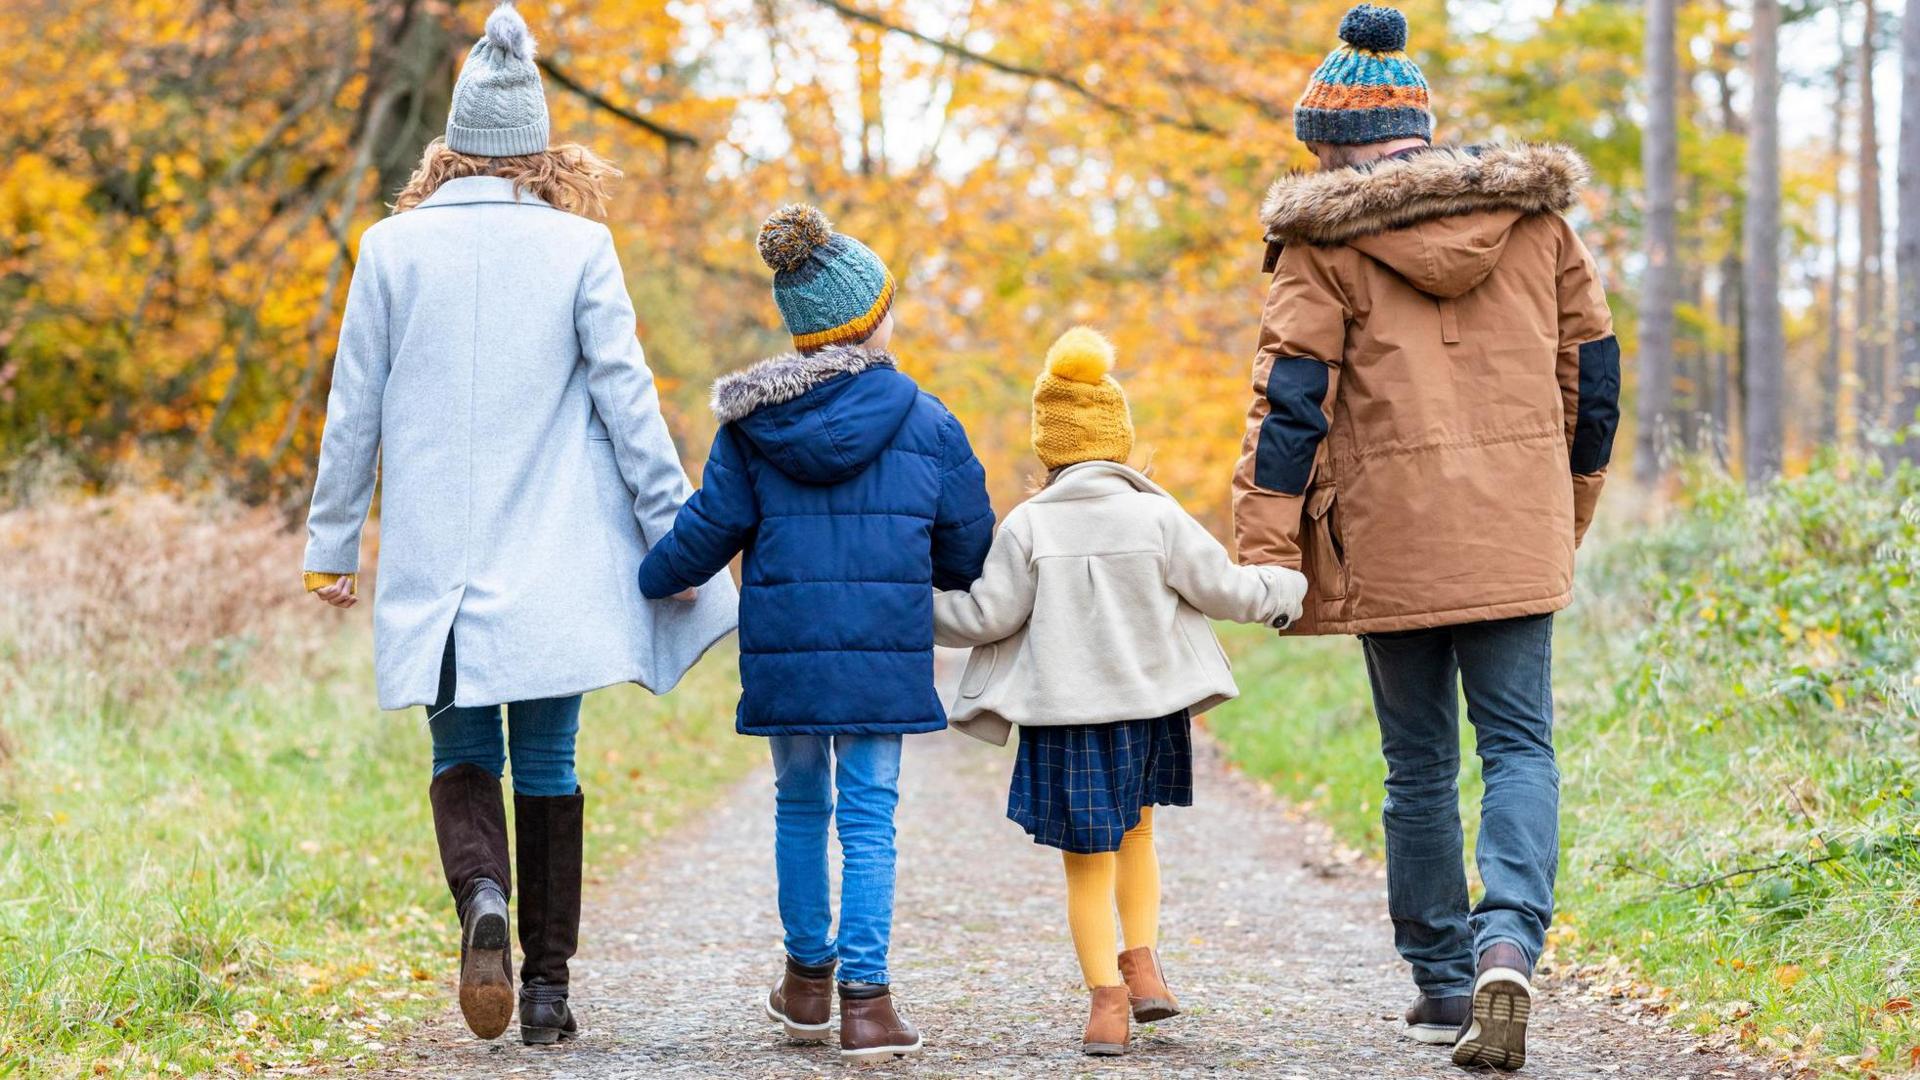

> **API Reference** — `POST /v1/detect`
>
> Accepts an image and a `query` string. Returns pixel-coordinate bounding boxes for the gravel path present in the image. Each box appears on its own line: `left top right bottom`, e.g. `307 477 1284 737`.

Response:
371 725 1781 1078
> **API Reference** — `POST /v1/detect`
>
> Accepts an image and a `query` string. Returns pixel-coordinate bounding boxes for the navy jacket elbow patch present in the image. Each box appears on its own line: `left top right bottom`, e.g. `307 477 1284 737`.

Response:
1255 357 1330 495
1571 335 1621 475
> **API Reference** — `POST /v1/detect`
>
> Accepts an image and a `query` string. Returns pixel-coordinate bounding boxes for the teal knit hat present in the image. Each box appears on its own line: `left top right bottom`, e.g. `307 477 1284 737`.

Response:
1295 5 1432 146
447 3 551 157
756 205 895 351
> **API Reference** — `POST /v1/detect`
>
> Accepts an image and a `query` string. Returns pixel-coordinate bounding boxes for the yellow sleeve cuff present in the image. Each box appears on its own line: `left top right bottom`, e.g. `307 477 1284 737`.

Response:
304 572 358 594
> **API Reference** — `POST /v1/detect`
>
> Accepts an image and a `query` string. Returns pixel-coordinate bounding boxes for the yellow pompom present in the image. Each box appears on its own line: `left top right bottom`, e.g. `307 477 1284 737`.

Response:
1044 326 1115 384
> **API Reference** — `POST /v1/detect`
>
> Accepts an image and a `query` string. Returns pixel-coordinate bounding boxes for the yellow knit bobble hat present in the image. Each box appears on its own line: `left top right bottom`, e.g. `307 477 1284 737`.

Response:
1031 326 1135 470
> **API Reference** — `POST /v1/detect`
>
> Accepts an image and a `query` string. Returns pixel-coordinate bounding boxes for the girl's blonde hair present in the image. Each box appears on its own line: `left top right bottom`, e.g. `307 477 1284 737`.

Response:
391 139 621 219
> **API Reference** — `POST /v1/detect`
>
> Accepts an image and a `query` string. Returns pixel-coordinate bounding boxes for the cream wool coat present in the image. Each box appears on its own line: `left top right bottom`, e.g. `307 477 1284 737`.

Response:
933 461 1305 745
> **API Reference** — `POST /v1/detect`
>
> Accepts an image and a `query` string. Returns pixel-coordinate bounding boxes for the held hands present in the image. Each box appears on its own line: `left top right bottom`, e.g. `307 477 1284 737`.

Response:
669 588 698 602
1262 566 1309 630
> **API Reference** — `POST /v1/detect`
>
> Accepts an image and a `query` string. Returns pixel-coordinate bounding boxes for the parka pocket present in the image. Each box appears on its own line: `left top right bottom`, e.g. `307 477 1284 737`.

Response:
958 644 997 699
1306 484 1349 601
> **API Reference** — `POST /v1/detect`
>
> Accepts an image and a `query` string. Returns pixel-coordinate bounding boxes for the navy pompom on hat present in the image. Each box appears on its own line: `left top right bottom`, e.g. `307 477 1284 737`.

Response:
1295 4 1433 146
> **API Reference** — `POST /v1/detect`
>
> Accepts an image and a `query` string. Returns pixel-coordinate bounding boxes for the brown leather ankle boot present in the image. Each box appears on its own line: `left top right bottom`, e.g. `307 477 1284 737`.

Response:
765 956 835 1042
1083 985 1131 1055
515 789 584 1046
1118 946 1181 1022
838 982 922 1061
429 765 514 1041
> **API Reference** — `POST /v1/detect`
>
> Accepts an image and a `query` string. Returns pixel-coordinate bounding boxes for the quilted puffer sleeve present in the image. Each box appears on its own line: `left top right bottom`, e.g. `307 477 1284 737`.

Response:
638 426 759 599
930 408 995 590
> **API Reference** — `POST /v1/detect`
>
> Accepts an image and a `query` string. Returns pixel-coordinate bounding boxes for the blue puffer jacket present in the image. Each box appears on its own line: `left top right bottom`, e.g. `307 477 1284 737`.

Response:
638 347 995 736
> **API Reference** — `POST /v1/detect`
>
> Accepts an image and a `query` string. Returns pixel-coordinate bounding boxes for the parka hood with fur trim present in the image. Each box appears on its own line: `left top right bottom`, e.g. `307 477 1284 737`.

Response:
708 346 917 485
1259 144 1590 298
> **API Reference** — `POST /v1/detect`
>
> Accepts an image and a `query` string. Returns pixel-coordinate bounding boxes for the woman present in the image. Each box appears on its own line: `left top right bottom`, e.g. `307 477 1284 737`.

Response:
301 2 736 1045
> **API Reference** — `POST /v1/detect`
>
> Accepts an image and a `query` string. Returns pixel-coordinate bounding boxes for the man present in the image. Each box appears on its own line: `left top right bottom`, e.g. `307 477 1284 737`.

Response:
1231 4 1620 1070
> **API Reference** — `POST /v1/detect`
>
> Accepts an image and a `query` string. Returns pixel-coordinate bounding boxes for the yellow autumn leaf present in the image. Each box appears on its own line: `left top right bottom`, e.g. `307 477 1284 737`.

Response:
1773 964 1805 990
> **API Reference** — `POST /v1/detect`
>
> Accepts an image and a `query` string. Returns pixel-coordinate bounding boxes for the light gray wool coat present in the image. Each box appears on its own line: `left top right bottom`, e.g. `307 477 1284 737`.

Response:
304 175 738 710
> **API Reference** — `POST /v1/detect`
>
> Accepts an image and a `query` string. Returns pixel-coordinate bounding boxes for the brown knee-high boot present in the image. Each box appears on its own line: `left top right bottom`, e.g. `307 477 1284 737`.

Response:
429 764 514 1040
515 789 584 1045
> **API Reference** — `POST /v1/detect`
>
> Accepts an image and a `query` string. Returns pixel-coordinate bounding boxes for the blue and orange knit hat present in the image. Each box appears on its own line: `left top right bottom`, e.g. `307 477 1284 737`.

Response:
757 205 895 351
1294 4 1432 146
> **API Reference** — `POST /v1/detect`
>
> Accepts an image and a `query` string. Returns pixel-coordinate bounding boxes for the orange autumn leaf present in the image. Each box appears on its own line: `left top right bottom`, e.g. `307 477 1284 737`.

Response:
1885 998 1914 1014
1772 964 1805 990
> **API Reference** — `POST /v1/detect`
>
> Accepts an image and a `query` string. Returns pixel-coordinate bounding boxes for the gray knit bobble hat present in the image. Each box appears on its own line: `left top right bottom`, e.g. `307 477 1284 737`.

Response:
446 3 550 157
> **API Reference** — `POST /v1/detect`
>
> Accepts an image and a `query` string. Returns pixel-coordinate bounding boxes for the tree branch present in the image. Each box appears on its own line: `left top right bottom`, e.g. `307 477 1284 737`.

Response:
806 0 1224 137
538 59 700 148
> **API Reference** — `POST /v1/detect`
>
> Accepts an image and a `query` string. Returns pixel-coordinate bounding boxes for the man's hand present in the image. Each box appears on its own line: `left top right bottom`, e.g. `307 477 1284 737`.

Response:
313 575 358 609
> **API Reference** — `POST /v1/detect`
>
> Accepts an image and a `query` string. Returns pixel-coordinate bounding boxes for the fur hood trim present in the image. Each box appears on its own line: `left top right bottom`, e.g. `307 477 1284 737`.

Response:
1260 144 1590 247
710 346 896 425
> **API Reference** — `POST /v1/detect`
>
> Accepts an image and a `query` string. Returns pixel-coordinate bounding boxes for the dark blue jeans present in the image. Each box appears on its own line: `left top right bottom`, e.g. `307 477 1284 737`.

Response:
427 636 582 797
1361 614 1558 997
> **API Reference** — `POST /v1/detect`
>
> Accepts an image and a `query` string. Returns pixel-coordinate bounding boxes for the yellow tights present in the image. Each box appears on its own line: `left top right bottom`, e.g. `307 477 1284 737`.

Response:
1060 808 1161 988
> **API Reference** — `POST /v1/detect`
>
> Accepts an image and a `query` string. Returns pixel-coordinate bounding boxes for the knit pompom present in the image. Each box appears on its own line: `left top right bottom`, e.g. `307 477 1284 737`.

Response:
1337 4 1407 52
758 205 834 273
485 2 537 61
1044 327 1116 384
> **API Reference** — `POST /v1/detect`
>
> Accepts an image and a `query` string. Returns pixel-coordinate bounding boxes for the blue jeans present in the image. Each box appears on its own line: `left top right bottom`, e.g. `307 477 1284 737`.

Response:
768 734 903 984
1361 614 1558 997
428 637 582 797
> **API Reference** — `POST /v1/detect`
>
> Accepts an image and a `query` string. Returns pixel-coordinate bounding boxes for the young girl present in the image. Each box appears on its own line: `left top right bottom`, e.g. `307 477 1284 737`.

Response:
933 327 1306 1056
302 2 736 1045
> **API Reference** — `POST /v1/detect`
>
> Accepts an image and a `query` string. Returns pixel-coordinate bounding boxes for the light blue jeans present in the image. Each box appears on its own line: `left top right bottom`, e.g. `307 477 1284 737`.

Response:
1361 614 1558 997
768 734 903 984
427 636 582 797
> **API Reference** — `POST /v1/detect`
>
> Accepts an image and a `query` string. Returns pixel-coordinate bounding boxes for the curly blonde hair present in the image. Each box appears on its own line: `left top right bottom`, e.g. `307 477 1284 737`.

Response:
391 138 621 219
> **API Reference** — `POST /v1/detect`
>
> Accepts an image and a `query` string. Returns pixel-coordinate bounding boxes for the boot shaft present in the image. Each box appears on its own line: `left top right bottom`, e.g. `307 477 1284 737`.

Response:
515 789 585 989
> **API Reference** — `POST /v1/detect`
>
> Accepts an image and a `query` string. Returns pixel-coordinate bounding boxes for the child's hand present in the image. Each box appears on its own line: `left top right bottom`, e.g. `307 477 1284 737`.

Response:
669 587 698 602
312 575 358 609
1264 566 1308 629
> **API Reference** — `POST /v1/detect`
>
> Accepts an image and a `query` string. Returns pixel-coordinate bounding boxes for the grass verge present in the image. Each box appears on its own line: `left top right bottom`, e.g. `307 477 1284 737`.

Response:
1207 460 1920 1077
0 489 755 1078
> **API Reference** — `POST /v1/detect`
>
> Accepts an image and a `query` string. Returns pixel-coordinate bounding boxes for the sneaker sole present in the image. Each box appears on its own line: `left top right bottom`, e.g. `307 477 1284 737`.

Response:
1407 1022 1461 1045
1131 998 1181 1023
458 911 513 1041
840 1035 923 1061
763 999 832 1043
1452 968 1532 1070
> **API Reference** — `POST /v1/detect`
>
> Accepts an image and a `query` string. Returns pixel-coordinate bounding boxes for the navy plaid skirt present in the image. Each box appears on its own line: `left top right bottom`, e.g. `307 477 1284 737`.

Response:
1007 710 1193 854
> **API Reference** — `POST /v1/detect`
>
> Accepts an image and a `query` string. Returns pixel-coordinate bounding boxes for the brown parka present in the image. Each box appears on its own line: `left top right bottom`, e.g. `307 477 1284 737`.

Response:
1231 144 1619 636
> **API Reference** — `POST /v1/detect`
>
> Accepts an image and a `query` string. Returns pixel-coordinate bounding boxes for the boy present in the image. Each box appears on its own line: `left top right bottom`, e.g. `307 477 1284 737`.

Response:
638 204 993 1061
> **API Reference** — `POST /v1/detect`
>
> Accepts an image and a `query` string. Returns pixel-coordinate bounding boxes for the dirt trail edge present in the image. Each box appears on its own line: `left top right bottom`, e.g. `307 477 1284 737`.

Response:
369 731 1780 1079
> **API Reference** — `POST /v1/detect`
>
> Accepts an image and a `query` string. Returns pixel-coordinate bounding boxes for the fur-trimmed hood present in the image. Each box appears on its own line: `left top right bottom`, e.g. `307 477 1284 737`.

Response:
709 345 918 484
710 345 897 424
1259 143 1589 248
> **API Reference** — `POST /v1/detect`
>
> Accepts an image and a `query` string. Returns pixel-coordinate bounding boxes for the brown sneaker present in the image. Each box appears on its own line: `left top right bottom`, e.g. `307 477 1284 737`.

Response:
764 956 835 1042
1083 985 1131 1056
838 982 922 1061
1404 992 1471 1045
1452 942 1534 1070
1118 946 1181 1023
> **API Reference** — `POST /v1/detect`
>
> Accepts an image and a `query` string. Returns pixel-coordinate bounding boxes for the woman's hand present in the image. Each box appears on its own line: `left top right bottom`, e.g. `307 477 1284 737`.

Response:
313 575 359 609
670 587 698 602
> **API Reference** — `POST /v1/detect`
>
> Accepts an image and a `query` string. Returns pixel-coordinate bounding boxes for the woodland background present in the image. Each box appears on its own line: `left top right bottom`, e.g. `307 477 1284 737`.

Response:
2 1 1919 1077
6 0 1914 522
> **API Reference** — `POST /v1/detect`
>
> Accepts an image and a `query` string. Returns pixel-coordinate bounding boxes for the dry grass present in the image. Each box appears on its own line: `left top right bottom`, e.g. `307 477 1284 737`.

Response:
0 484 335 719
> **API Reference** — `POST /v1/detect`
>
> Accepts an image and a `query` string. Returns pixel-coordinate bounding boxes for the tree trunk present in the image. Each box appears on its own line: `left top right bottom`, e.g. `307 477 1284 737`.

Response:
1856 0 1885 440
1743 0 1785 483
1637 0 1679 483
1822 0 1849 448
1896 0 1920 458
